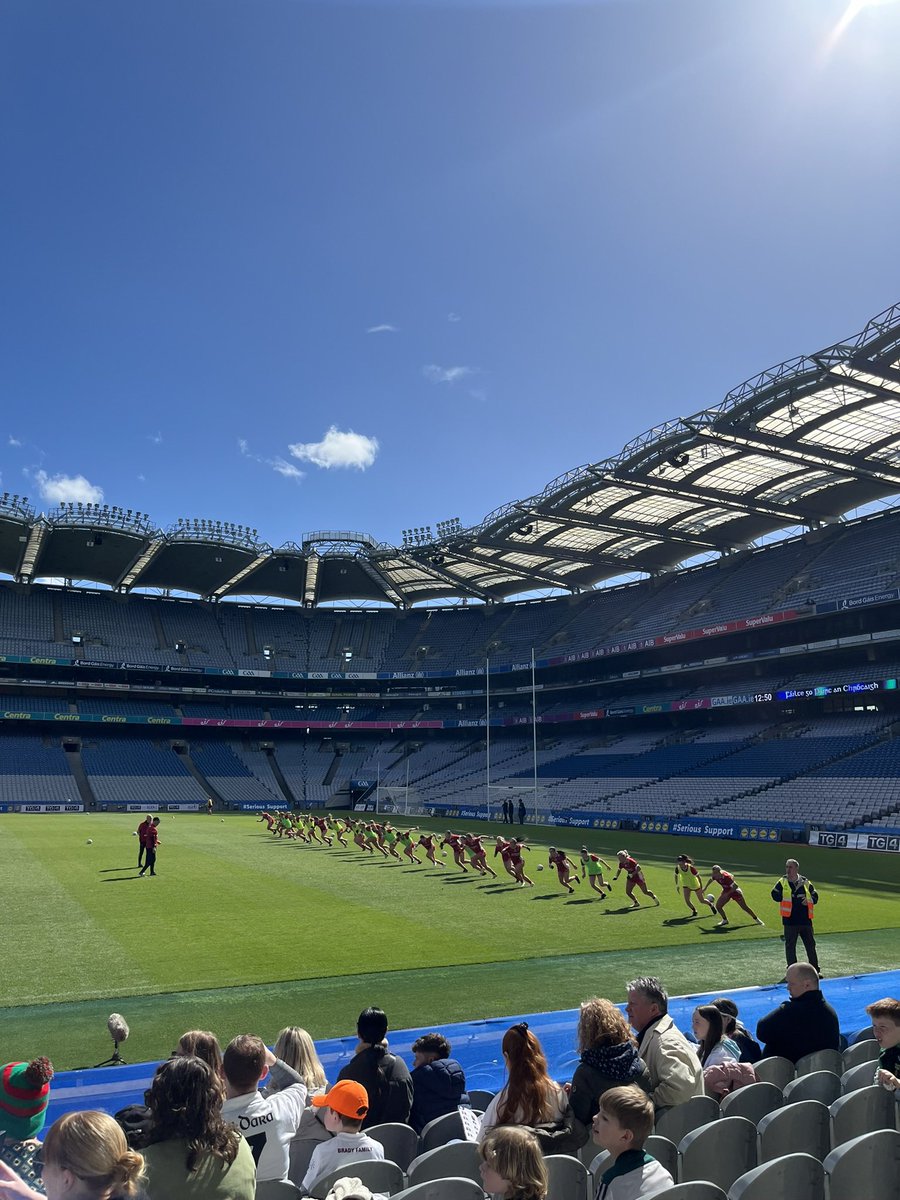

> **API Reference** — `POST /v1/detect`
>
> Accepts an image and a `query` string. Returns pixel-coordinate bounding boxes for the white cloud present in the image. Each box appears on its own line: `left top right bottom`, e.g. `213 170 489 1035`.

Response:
289 426 379 470
34 470 104 505
366 323 398 334
148 431 163 445
239 438 305 483
272 457 305 480
447 312 461 323
8 435 22 447
423 364 475 385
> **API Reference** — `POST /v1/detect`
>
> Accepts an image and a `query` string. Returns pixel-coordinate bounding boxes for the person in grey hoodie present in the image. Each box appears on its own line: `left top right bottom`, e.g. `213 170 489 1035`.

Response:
568 998 651 1126
409 1033 470 1134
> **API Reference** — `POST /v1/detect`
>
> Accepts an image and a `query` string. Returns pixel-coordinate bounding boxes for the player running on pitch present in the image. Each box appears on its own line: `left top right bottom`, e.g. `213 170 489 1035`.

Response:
441 830 469 872
465 833 497 878
417 831 445 867
494 836 517 879
549 847 581 894
613 850 659 908
674 853 717 916
508 838 534 887
579 846 611 897
397 827 422 863
702 864 765 928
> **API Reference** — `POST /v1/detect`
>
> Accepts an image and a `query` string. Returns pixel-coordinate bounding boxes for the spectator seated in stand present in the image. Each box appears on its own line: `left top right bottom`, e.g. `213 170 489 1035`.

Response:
0 1111 145 1200
625 977 703 1110
300 1081 384 1196
141 1056 256 1200
336 1008 413 1130
478 1126 548 1200
691 1005 756 1099
408 1032 469 1134
0 1058 54 1198
478 1023 574 1150
710 998 762 1064
220 1034 308 1184
590 1085 674 1200
756 962 841 1064
176 1030 224 1076
569 997 651 1127
265 1027 327 1099
866 997 900 1092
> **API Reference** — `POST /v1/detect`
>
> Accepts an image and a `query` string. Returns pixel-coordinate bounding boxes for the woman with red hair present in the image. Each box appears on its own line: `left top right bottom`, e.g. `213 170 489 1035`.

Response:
477 1024 567 1141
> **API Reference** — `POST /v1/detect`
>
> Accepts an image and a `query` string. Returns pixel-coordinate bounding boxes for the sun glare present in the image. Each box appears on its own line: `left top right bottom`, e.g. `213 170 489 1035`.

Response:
824 0 900 56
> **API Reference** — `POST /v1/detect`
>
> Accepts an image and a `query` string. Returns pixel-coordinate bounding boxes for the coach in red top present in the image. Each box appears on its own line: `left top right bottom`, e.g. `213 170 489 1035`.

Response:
139 818 161 877
136 815 154 869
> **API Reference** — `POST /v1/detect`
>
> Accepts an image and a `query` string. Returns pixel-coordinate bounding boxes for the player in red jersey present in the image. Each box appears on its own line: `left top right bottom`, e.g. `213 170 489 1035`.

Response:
613 850 659 908
441 831 469 872
417 832 445 867
465 833 497 878
494 836 517 879
313 815 333 847
508 838 534 887
257 811 275 832
703 864 765 928
548 846 581 894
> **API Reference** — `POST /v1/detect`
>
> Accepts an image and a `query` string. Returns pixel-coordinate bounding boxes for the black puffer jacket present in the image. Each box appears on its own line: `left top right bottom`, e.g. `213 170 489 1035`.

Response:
410 1058 469 1133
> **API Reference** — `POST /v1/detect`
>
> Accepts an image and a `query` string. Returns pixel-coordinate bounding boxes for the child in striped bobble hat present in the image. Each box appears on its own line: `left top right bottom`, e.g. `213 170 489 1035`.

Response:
0 1058 54 1197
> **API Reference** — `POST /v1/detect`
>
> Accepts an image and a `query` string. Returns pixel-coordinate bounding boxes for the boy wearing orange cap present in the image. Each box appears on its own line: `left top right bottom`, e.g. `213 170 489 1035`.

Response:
300 1080 384 1193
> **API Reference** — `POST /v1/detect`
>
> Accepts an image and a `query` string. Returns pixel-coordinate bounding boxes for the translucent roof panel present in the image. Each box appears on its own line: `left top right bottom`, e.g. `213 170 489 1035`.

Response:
802 399 900 454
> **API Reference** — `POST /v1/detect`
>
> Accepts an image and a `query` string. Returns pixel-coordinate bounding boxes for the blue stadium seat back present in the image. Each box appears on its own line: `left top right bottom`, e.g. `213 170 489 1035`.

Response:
794 1049 844 1078
841 1040 881 1071
543 1154 590 1200
407 1141 481 1188
822 1129 900 1200
782 1071 842 1107
678 1116 757 1191
466 1089 495 1112
719 1082 783 1126
757 1100 830 1164
726 1152 824 1200
752 1056 795 1091
829 1086 897 1149
645 1133 678 1180
655 1095 720 1146
391 1180 486 1200
309 1158 406 1199
366 1123 421 1172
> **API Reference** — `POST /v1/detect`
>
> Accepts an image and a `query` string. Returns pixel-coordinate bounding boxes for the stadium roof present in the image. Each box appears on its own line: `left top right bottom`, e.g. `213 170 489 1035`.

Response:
3 300 900 606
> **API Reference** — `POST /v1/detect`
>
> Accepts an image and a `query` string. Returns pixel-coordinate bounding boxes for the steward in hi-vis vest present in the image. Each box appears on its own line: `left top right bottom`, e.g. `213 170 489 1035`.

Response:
771 858 820 977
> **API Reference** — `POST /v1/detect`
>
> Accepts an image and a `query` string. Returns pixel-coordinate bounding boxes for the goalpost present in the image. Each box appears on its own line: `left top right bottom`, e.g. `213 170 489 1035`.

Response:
485 649 544 822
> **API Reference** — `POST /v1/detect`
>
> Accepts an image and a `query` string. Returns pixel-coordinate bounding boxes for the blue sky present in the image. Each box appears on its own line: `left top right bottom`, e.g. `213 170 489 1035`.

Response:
2 0 900 552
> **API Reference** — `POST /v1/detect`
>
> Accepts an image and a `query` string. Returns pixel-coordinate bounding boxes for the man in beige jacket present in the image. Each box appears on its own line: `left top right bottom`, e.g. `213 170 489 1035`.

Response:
625 976 703 1109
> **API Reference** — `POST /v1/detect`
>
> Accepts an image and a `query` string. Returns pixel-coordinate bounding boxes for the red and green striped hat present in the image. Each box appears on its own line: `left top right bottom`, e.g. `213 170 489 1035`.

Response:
0 1059 54 1141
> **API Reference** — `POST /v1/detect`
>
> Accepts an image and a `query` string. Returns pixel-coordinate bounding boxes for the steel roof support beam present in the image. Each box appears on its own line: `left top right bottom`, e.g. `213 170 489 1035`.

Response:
17 521 48 583
392 551 496 603
460 546 581 593
519 507 731 554
689 424 900 491
115 539 167 590
303 554 320 607
209 553 272 599
355 556 409 607
603 474 819 528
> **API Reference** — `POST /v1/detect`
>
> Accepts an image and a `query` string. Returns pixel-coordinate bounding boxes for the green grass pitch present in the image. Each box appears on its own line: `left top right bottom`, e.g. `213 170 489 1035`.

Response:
3 812 898 1069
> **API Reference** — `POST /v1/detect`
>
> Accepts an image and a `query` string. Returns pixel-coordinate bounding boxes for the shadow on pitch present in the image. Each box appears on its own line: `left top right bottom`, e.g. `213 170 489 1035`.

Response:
565 897 596 906
101 866 141 873
663 915 703 926
699 923 742 934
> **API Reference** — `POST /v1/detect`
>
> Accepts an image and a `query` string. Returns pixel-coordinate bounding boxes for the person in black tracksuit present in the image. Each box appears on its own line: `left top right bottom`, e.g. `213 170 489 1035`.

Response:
771 858 819 976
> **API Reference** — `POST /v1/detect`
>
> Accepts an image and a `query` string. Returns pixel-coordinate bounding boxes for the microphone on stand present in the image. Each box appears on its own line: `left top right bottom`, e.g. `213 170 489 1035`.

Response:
95 1013 130 1067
